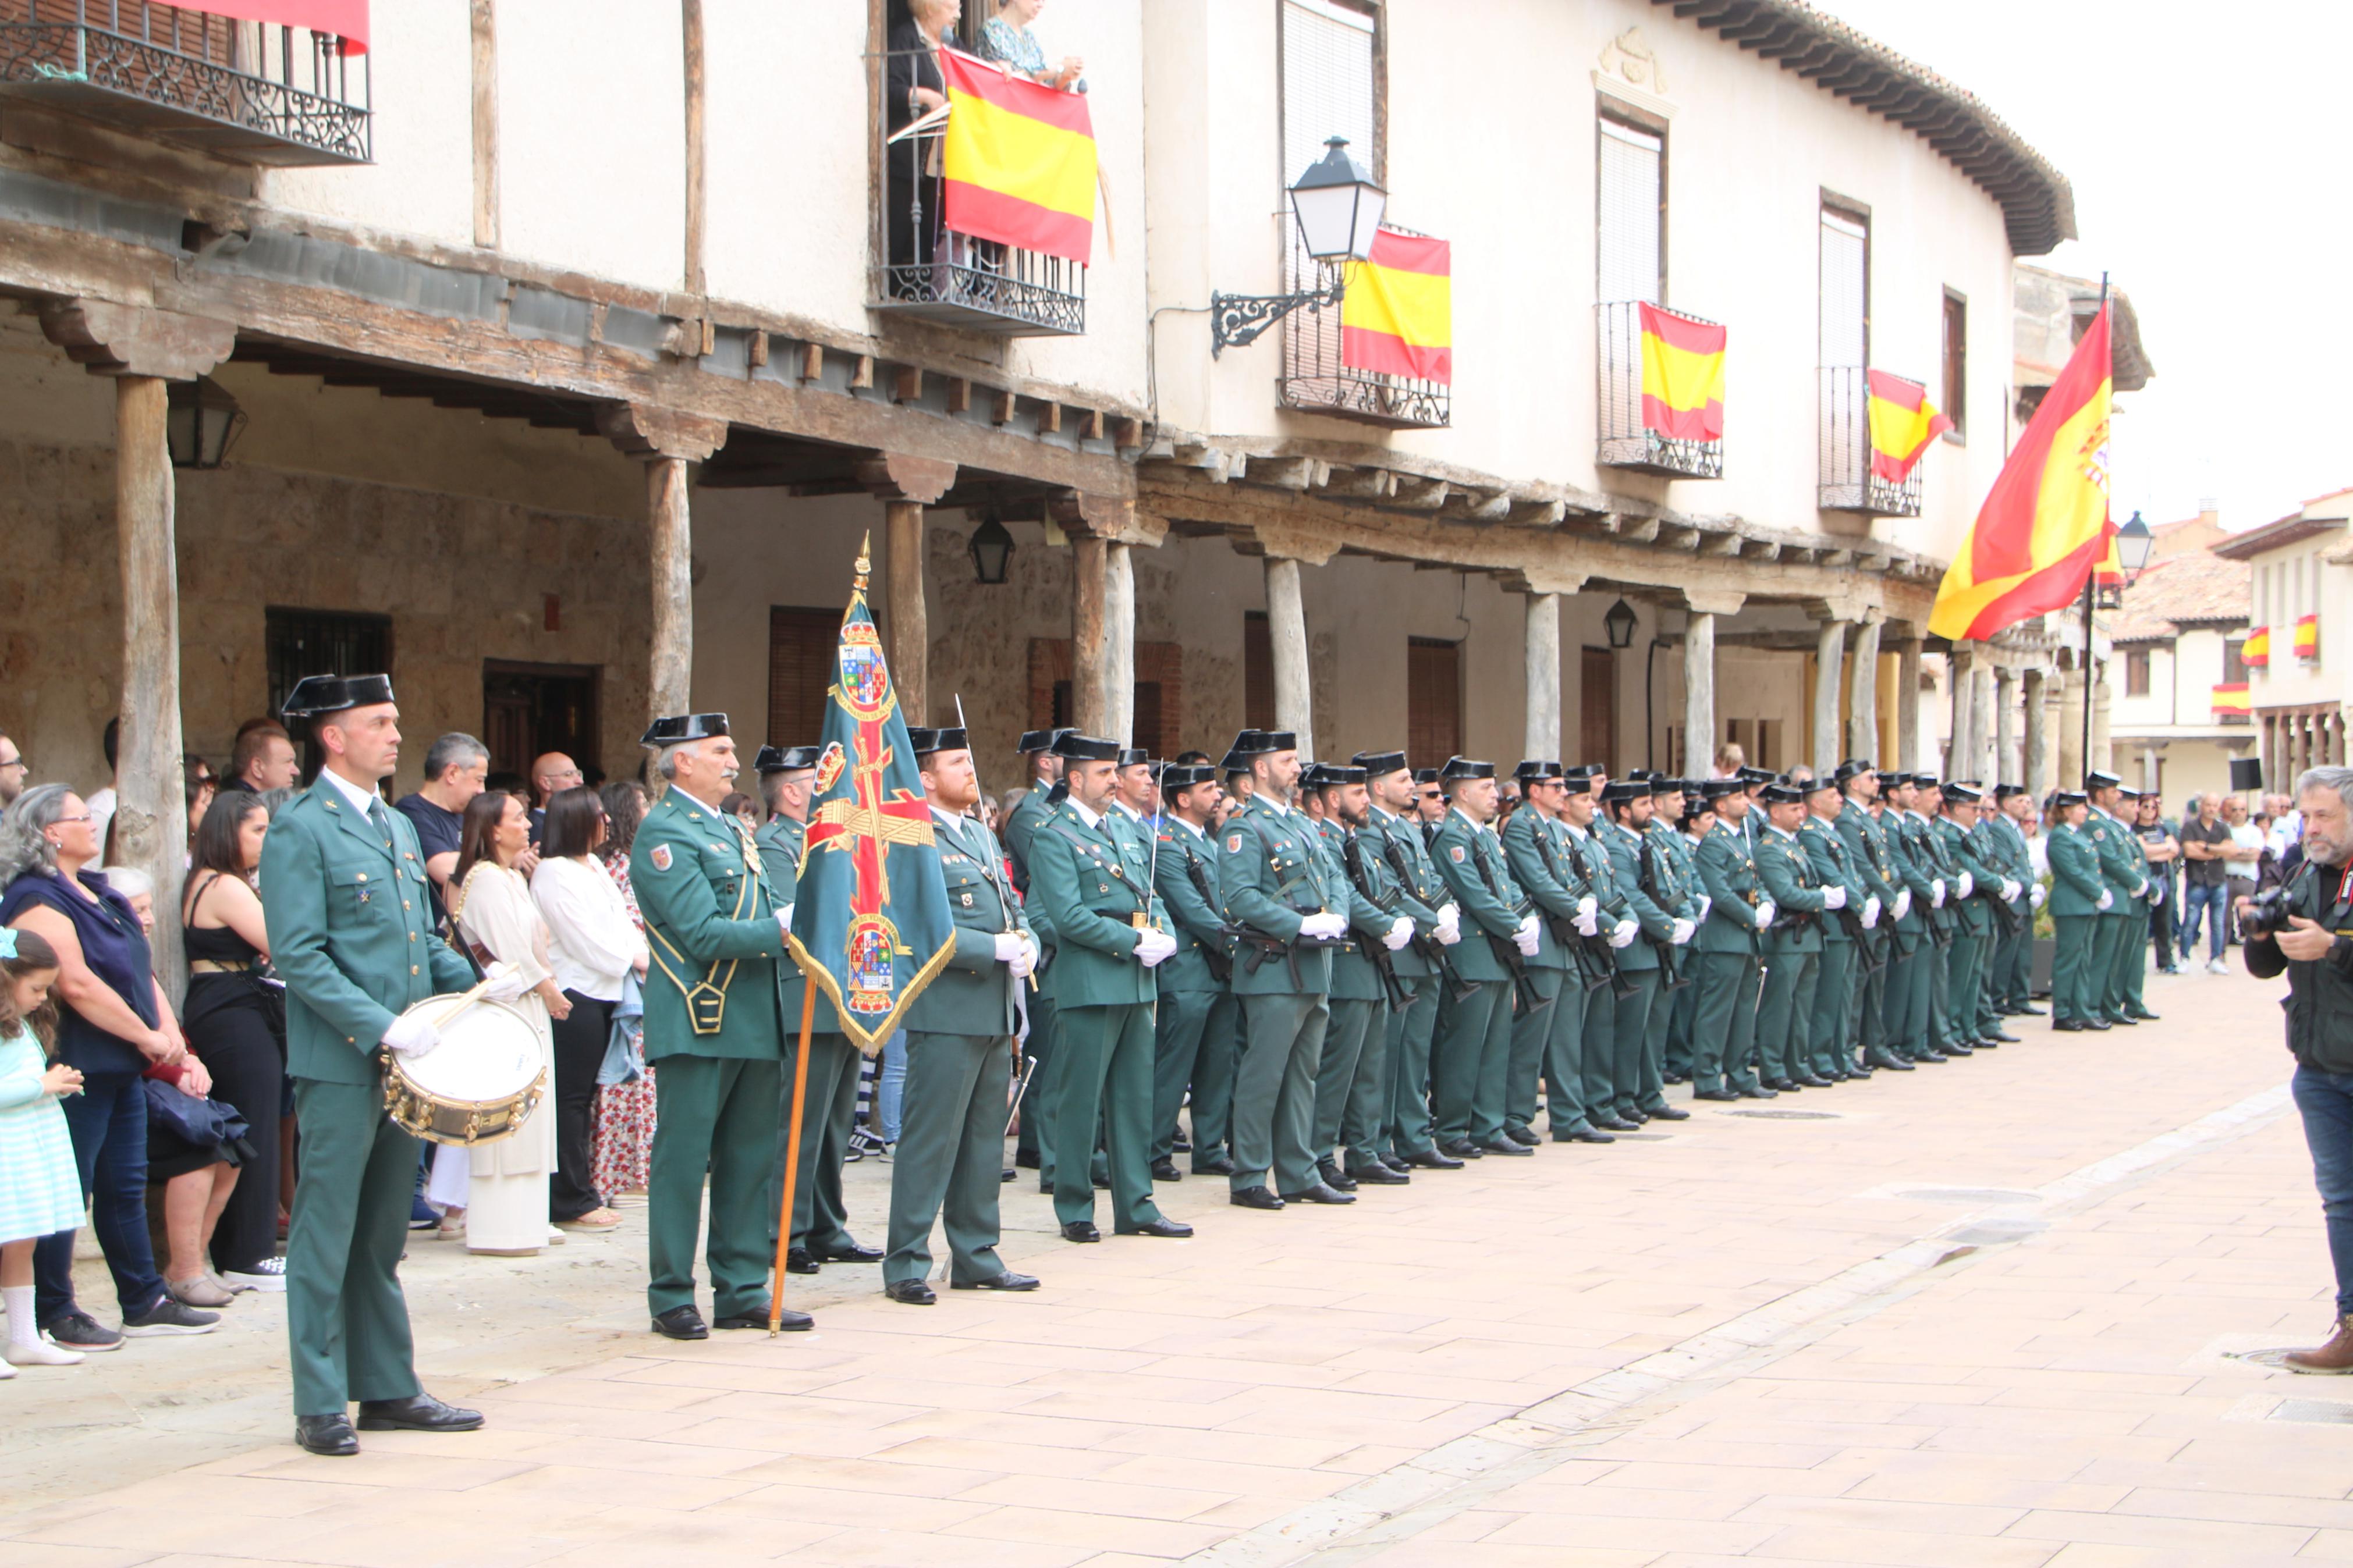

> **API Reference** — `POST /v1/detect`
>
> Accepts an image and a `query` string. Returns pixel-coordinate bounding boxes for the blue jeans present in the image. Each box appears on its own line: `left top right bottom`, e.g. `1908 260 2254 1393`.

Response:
2181 882 2229 962
2294 1065 2353 1317
876 1030 907 1143
34 1069 168 1325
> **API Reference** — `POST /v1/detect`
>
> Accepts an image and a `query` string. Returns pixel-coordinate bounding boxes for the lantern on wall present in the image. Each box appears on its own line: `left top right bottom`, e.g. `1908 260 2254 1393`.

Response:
166 376 245 470
968 512 1016 585
1603 597 1639 650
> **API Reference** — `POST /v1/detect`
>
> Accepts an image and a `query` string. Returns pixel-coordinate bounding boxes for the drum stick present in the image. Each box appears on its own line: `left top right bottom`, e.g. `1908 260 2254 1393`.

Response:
420 972 498 1028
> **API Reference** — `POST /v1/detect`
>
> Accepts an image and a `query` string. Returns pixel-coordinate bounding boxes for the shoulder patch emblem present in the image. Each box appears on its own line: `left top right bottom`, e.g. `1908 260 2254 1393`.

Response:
649 844 672 872
1449 845 1466 863
1227 834 1244 854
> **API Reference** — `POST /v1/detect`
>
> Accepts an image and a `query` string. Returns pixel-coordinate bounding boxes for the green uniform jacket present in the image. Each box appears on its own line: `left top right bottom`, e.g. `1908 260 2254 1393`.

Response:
907 809 1031 1036
261 781 477 1085
1644 820 1702 923
1800 815 1866 941
2047 823 2107 918
1936 816 1994 936
1695 819 1765 955
1220 796 1341 996
1756 824 1828 956
1153 816 1229 994
1501 809 1578 973
1836 799 1901 913
2087 809 2146 900
1031 801 1161 1009
1317 817 1392 1004
1887 812 1939 936
1366 806 1445 980
1602 820 1672 972
754 813 839 1033
631 790 790 1062
1428 809 1524 984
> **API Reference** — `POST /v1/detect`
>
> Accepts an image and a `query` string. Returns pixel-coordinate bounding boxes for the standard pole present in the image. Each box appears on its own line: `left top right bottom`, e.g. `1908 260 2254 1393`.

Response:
768 981 818 1335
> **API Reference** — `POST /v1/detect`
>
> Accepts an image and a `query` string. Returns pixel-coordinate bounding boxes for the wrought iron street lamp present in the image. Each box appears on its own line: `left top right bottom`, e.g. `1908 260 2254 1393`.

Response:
166 375 244 469
1209 137 1385 357
1603 598 1639 650
2114 510 2153 579
968 512 1016 585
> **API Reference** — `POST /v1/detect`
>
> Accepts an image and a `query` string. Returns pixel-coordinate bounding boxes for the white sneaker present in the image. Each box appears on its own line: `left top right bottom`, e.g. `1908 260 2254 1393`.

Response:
0 1359 13 1379
2207 957 2230 976
6 1338 86 1367
221 1256 288 1293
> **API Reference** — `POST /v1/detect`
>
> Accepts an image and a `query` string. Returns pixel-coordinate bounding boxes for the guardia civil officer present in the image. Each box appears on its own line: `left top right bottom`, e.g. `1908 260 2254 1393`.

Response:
633 714 812 1339
2045 791 2107 1030
1691 778 1770 1099
1004 728 1071 1176
1150 762 1237 1180
1979 784 2043 1016
1428 759 1542 1157
1599 777 1692 1122
1880 774 1941 1064
1754 779 1838 1090
1556 769 1641 1126
1500 761 1586 1144
1835 761 1908 1072
1308 763 1417 1189
1936 783 2013 1051
1027 734 1191 1242
263 674 517 1456
1220 732 1351 1207
751 745 818 887
1800 773 1873 1081
2083 770 2154 1027
1645 776 1707 1087
2108 784 2163 1023
1356 751 1460 1172
882 727 1041 1304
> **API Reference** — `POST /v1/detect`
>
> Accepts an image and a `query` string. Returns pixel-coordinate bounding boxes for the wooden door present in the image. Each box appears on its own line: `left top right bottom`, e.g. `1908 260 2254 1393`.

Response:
1407 637 1461 767
767 606 840 748
1580 646 1616 769
481 660 599 783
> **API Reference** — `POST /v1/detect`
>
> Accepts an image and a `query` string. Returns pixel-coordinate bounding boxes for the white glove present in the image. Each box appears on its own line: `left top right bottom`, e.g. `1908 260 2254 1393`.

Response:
1298 911 1348 941
1009 934 1039 978
1696 895 1713 922
1512 926 1541 958
1822 886 1848 910
1930 879 1946 908
1515 913 1541 943
479 961 528 1003
1861 895 1880 929
2000 879 2022 903
1667 918 1695 946
381 1012 441 1057
1436 920 1464 946
2096 888 2114 912
780 902 795 931
2029 883 2046 909
1608 918 1639 949
1892 888 1912 920
1382 916 1414 952
1437 902 1460 930
2132 880 2148 901
993 931 1030 968
1955 872 1974 899
1753 899 1776 930
1576 894 1599 920
1134 929 1179 967
1573 909 1600 937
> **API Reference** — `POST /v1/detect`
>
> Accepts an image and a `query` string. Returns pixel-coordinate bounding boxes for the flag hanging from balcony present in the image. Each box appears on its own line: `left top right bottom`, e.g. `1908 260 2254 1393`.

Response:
1927 302 2114 642
938 49 1096 266
2243 625 2272 668
1340 229 1452 383
2212 682 2252 719
1865 370 1952 481
2295 613 2320 662
784 536 956 1056
1638 304 1726 443
187 1 368 51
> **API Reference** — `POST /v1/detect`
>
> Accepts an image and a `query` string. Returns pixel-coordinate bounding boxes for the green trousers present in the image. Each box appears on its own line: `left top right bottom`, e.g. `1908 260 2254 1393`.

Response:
1644 963 1684 1106
1052 1002 1164 1229
1015 981 1059 1168
649 1054 784 1320
886 1032 1014 1285
286 1078 425 1417
2000 911 2034 1007
2052 915 2099 1024
1849 929 1889 1053
1925 926 1956 1049
1505 970 1566 1135
1152 985 1233 1167
1231 990 1330 1194
1383 975 1442 1158
770 1031 858 1253
1609 969 1658 1119
1665 968 1698 1079
1756 948 1819 1083
1579 986 1619 1125
1883 939 1928 1057
1430 980 1510 1148
1690 951 1760 1094
2092 912 2133 1021
1810 940 1855 1078
1524 969 1590 1134
2111 903 2150 1013
1312 995 1378 1163
1943 930 1983 1046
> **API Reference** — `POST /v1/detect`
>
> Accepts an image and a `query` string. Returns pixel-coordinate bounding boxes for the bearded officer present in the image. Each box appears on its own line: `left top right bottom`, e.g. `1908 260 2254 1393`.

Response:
633 713 812 1339
264 674 516 1457
882 727 1041 1304
1357 751 1460 1173
1428 758 1542 1158
1149 762 1236 1181
1691 779 1770 1100
1601 777 1695 1121
1754 780 1837 1090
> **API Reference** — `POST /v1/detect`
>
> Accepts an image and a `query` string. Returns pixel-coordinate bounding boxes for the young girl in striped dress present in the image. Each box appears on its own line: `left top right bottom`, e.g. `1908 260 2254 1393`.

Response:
0 928 88 1374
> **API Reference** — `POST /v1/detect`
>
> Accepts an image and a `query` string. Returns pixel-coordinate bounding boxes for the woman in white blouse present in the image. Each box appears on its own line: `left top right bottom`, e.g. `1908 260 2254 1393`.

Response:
428 791 566 1256
530 787 647 1233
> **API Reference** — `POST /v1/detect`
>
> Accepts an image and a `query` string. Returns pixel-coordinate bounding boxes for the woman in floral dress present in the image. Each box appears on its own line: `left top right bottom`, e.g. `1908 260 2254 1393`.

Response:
591 782 655 1200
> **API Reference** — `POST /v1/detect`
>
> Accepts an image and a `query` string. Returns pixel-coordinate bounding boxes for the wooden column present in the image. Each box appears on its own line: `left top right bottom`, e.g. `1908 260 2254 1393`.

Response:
2022 667 2049 797
2057 661 2086 786
1811 618 1845 777
1265 556 1314 761
1896 636 1923 770
1071 534 1110 737
37 300 236 1002
599 404 729 727
1053 490 1151 747
470 0 499 248
1524 591 1562 763
855 454 956 731
1683 611 1717 777
1847 616 1882 764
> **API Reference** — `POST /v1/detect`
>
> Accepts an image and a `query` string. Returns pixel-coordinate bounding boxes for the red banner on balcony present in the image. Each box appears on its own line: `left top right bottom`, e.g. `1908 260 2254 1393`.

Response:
2212 682 2251 719
185 1 368 51
1638 304 1724 443
2295 613 2320 662
938 49 1096 265
1865 369 1952 481
2242 625 2270 667
1341 229 1451 383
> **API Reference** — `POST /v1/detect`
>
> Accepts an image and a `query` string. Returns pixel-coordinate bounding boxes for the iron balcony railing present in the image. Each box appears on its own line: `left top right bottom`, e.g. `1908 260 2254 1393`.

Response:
868 44 1084 337
0 0 368 164
1595 299 1723 479
1279 222 1448 430
1818 364 1922 517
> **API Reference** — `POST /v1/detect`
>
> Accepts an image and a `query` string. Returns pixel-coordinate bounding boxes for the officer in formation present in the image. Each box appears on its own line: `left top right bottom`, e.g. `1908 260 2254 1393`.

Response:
1003 728 1071 1179
2044 789 2110 1030
1500 760 1600 1144
1752 780 1837 1091
2088 773 2163 1026
1358 752 1460 1172
1428 758 1543 1158
1641 777 1707 1093
1550 767 1643 1130
1978 784 2045 1018
1833 760 1906 1072
1880 772 1942 1064
1690 777 1768 1100
1599 777 1697 1123
1148 762 1237 1182
1800 773 1873 1084
1304 763 1418 1191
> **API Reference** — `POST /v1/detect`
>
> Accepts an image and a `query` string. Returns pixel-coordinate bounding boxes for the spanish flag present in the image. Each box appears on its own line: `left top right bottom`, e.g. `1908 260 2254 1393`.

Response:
2295 613 2320 662
2243 625 2270 669
938 49 1096 265
1638 304 1725 443
2212 682 2251 719
1928 303 2114 642
1866 370 1953 482
1341 229 1451 383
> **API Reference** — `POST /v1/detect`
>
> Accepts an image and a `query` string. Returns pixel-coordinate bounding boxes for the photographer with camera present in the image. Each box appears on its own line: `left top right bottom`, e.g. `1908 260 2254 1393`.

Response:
2245 767 2353 1373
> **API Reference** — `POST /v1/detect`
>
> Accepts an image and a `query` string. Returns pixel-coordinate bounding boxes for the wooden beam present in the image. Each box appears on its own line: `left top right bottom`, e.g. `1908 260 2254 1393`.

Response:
946 376 971 414
894 365 922 404
1039 401 1062 435
113 374 189 999
990 389 1016 425
681 0 705 294
1390 475 1450 509
851 354 874 389
470 0 498 249
747 330 768 369
1115 417 1144 450
1081 408 1105 441
39 299 236 379
800 341 824 381
884 499 927 724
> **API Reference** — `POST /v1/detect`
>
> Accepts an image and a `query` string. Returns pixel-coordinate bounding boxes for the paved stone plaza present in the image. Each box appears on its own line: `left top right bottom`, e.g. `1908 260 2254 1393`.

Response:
5 964 2348 1567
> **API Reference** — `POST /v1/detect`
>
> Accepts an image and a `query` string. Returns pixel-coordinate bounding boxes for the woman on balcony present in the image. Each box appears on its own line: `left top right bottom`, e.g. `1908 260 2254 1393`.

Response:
979 0 1085 93
884 0 956 291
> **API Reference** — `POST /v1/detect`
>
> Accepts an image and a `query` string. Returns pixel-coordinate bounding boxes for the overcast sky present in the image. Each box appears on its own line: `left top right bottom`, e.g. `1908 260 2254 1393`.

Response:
1815 0 2351 534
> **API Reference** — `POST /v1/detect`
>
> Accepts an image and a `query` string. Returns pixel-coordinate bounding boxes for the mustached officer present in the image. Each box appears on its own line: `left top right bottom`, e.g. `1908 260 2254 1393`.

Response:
1149 763 1237 1181
1754 779 1836 1090
1427 759 1541 1159
1355 751 1460 1172
1691 779 1769 1100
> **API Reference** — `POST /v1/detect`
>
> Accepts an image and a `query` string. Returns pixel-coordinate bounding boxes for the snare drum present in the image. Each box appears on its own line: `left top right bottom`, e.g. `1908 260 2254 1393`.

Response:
381 995 548 1146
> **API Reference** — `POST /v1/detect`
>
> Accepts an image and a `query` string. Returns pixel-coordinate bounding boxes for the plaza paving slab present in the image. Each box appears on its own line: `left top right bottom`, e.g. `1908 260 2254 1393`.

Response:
5 963 2348 1567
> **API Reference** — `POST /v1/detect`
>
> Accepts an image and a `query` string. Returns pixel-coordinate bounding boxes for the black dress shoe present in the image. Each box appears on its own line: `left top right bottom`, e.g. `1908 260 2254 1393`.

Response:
2106 1015 2137 1027
1316 1157 1360 1191
1478 1137 1534 1157
2128 1009 2161 1022
1118 1217 1195 1238
1619 1108 1652 1125
2018 1004 2047 1015
1736 1084 1776 1099
1441 1138 1486 1159
1151 1157 1183 1183
1692 1088 1740 1102
1230 1185 1285 1210
1060 1221 1101 1243
884 1278 936 1306
715 1303 812 1331
1555 1126 1616 1143
1172 1132 1191 1152
651 1305 709 1340
1504 1125 1542 1147
1765 1077 1800 1092
815 1240 883 1264
1278 1182 1357 1204
1591 1115 1641 1132
1015 1150 1042 1169
1944 1040 1975 1055
1642 1104 1692 1121
1987 1029 2020 1043
1348 1162 1410 1185
1404 1147 1464 1169
357 1393 484 1433
2053 1018 2085 1032
952 1271 1040 1291
1192 1155 1238 1177
1379 1154 1412 1174
785 1247 820 1275
2088 1018 2113 1030
1795 1074 1834 1089
296 1413 360 1456
1663 1071 1690 1085
1002 1168 1017 1182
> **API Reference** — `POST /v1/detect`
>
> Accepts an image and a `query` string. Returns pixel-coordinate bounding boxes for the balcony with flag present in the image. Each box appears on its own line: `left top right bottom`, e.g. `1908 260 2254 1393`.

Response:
0 0 371 164
1596 301 1723 479
1819 367 1948 517
871 42 1088 337
1280 222 1449 429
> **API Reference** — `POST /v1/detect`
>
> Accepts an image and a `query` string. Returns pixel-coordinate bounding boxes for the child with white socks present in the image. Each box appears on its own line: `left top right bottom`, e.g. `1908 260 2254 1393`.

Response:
0 928 88 1374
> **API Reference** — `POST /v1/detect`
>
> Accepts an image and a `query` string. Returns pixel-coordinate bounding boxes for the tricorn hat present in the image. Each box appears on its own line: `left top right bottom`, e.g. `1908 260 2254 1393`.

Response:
1018 727 1075 753
907 726 968 757
1050 733 1122 763
754 744 821 774
1514 759 1564 784
1412 767 1440 785
1352 750 1409 779
1158 764 1213 791
1759 781 1804 805
1439 756 1495 781
282 673 395 723
2084 768 2123 791
640 712 729 747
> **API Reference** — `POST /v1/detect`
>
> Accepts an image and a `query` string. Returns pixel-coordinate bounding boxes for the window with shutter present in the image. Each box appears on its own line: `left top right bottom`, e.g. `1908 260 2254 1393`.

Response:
1819 205 1868 368
1597 115 1662 306
1244 613 1275 733
1280 0 1376 202
1407 637 1462 767
768 606 840 746
1941 289 1968 438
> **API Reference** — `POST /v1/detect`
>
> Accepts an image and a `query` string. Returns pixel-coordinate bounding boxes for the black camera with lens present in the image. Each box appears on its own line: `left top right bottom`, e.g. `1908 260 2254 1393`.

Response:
2244 886 2298 939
